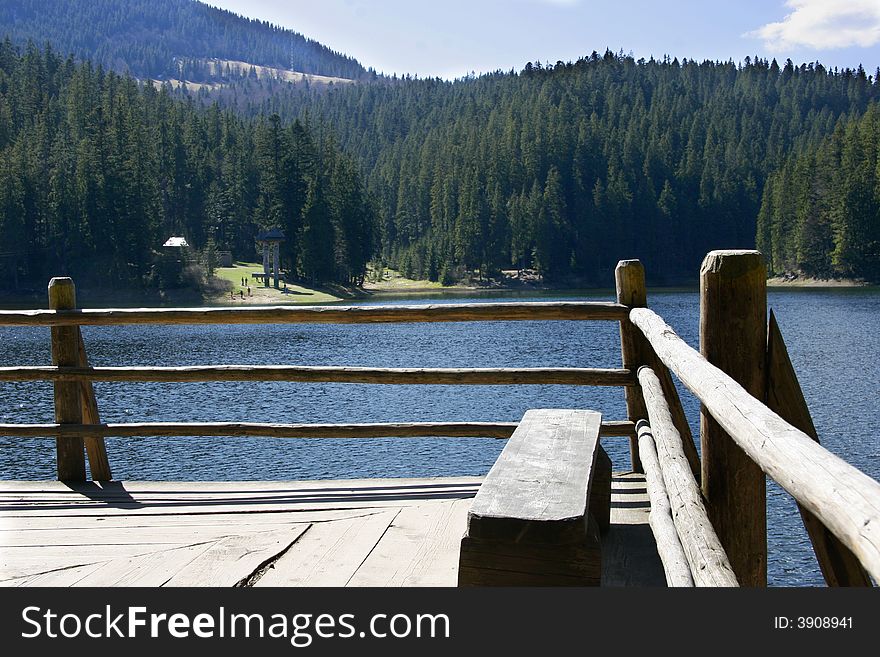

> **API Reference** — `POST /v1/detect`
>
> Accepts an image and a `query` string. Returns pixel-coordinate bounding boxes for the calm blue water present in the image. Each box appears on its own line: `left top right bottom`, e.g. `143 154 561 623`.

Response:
1 287 878 586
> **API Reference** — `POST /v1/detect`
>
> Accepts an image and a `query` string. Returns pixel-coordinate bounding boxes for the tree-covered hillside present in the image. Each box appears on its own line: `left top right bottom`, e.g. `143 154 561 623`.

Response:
0 0 367 81
0 42 373 291
238 53 879 283
758 104 880 281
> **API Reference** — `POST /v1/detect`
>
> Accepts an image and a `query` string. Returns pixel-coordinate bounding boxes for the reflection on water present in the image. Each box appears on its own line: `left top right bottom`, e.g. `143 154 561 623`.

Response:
1 287 878 586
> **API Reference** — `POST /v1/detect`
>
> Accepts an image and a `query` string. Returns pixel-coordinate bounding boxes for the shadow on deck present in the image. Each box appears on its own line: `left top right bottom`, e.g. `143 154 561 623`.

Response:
0 474 663 587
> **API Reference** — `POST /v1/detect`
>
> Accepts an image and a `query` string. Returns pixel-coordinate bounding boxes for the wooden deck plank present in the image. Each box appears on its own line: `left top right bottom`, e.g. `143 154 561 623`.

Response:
165 526 311 587
0 474 657 586
0 509 380 532
72 544 218 586
601 473 666 586
255 511 400 587
347 499 471 587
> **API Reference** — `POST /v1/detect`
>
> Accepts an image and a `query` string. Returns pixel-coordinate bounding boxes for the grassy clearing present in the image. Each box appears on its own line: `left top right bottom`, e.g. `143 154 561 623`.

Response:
210 263 343 304
363 266 453 292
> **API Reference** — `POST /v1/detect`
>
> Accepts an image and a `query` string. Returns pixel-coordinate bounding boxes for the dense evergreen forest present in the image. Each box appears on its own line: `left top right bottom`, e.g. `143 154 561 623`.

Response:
758 105 880 280
0 0 367 81
0 42 374 291
3 0 880 286
242 53 880 283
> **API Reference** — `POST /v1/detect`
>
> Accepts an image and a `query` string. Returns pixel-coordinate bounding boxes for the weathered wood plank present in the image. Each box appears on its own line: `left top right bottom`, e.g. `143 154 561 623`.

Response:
0 421 517 440
599 473 666 587
631 306 880 582
616 260 649 472
76 331 112 481
637 429 694 587
73 544 216 586
459 409 603 586
465 409 602 544
256 511 399 587
348 500 472 587
165 526 311 587
638 368 738 586
48 278 85 481
0 301 629 327
3 563 107 587
0 365 635 387
766 311 872 587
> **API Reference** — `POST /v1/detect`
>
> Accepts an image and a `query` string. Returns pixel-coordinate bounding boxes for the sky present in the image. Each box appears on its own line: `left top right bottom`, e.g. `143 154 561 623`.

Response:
205 0 880 79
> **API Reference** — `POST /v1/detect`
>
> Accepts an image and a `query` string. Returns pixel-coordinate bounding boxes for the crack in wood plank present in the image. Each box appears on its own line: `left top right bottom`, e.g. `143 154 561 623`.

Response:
232 524 313 588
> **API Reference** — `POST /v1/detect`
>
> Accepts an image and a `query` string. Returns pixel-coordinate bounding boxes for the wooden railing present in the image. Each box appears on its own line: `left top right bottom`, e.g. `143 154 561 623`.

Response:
620 251 879 588
2 254 879 588
0 279 637 486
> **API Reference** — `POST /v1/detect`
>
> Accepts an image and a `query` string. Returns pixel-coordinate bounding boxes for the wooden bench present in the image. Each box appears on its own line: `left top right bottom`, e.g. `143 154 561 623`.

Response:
458 409 611 586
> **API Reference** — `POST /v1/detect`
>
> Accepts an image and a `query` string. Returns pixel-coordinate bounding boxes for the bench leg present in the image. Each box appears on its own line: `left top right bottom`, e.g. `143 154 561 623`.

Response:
458 518 601 586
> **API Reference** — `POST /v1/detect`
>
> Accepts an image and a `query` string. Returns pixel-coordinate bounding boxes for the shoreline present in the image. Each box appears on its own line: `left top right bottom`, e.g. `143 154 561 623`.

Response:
766 276 869 288
0 277 873 309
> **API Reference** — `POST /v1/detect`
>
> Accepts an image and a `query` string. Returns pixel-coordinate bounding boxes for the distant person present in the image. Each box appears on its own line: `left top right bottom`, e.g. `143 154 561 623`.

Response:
248 287 251 296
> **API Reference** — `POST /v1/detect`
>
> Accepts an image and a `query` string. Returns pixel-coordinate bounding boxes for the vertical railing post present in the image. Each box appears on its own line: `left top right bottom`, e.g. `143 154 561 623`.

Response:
48 277 86 481
700 250 767 586
616 260 648 473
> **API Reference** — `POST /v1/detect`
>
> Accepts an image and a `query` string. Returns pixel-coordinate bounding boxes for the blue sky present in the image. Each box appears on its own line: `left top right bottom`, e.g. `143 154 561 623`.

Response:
206 0 880 79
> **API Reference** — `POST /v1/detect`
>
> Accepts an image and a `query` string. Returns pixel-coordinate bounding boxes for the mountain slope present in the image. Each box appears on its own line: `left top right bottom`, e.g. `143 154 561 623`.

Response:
0 0 367 81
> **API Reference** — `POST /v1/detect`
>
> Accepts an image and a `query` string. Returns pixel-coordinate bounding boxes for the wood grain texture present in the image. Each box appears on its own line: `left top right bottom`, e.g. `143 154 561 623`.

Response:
76 331 111 481
766 312 872 587
48 278 85 482
0 421 518 439
0 477 480 586
631 306 880 583
635 413 737 587
0 301 629 326
348 500 472 586
254 511 399 587
0 420 633 440
637 430 694 587
459 409 603 586
615 260 649 472
0 365 635 387
466 409 602 544
699 250 767 586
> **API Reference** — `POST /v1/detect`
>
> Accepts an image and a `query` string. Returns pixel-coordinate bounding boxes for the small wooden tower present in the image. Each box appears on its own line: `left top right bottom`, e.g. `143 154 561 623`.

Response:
255 228 285 289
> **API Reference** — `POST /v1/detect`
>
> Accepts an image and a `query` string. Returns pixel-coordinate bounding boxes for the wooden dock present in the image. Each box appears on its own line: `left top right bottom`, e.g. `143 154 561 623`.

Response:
0 475 662 587
1 251 878 587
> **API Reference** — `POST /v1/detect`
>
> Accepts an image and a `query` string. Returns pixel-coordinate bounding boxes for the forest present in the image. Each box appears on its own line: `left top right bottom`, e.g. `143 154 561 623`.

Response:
3 0 880 289
0 0 367 81
0 42 374 291
250 52 880 283
758 104 880 281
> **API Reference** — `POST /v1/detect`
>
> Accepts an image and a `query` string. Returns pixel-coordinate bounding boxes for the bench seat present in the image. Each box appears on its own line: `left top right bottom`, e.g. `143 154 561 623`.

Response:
458 409 610 586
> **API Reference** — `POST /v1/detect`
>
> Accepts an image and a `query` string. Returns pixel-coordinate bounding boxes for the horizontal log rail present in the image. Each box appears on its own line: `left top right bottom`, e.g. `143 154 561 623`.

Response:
0 420 635 440
637 371 737 586
631 307 880 582
637 428 694 587
0 365 635 387
0 301 629 327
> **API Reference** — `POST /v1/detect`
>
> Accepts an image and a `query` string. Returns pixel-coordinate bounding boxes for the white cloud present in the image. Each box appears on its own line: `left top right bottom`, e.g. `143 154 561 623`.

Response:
746 0 880 51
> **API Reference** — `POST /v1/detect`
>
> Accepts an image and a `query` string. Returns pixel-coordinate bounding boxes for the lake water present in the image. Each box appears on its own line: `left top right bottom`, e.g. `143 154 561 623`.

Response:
1 287 878 586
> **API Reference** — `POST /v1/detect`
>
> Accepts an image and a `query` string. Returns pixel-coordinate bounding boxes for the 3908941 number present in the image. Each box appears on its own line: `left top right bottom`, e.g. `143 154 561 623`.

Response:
797 617 853 629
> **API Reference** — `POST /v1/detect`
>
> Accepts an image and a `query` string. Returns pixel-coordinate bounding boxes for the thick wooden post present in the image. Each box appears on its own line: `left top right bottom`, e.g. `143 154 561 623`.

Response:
700 250 767 587
616 260 648 473
616 260 698 476
48 277 86 481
